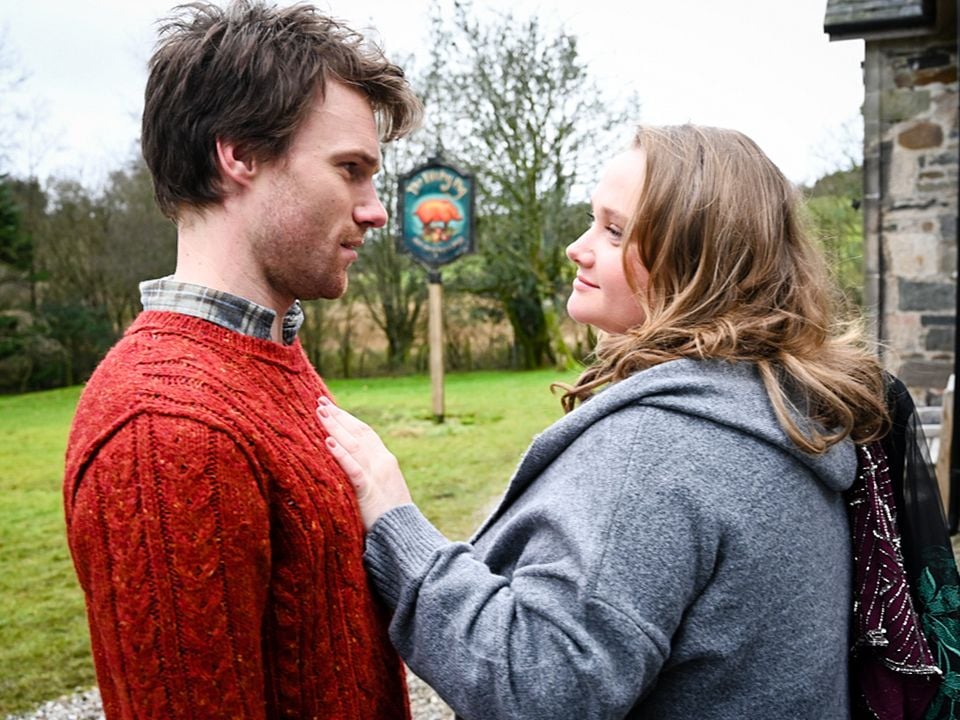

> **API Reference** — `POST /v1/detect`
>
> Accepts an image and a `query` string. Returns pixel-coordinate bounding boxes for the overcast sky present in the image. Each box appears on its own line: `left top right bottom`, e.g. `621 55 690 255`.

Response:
0 0 864 190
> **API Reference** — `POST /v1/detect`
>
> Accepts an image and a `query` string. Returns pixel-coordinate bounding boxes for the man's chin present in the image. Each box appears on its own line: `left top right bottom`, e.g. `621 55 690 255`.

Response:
304 280 348 302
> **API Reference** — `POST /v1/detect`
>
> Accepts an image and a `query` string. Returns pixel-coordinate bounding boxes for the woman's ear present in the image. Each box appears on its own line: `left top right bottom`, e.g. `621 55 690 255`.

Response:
215 139 258 190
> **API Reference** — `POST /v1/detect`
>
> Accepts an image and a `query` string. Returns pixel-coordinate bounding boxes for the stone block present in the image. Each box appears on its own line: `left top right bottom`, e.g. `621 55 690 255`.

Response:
915 66 959 86
942 243 958 275
929 152 957 165
924 327 956 353
934 92 960 120
880 90 931 123
927 326 956 351
918 181 955 193
886 151 922 199
942 214 958 243
898 359 954 389
888 232 942 276
908 51 952 71
895 70 914 88
940 213 958 274
899 278 956 311
898 121 944 149
887 313 924 354
922 315 956 326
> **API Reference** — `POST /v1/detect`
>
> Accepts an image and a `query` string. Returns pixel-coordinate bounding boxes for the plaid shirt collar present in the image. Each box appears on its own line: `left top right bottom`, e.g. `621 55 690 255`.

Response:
139 276 304 345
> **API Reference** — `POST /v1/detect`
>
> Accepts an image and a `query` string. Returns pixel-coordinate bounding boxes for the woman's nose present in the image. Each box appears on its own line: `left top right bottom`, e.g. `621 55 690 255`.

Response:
566 232 593 266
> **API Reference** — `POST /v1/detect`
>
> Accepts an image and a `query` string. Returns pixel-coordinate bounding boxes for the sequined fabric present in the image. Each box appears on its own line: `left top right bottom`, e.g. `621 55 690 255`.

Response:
848 441 941 719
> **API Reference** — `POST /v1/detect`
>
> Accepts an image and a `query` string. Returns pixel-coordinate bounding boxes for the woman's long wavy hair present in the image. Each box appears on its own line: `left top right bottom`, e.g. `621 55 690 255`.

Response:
560 125 888 453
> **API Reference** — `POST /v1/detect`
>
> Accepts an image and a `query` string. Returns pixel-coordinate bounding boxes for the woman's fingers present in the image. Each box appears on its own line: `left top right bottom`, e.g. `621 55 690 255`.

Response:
319 396 373 438
316 399 360 451
318 399 385 459
323 434 366 488
315 396 412 529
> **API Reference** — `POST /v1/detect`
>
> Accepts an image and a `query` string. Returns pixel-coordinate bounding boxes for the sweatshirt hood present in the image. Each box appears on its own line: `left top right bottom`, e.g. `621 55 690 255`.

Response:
557 358 857 494
471 358 856 541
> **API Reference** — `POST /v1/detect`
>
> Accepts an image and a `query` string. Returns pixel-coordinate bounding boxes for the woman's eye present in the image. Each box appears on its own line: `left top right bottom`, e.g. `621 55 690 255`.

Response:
586 211 623 241
603 225 623 245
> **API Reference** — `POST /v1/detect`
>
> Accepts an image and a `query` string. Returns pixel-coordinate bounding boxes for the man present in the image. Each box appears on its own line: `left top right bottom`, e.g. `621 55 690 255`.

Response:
62 2 421 718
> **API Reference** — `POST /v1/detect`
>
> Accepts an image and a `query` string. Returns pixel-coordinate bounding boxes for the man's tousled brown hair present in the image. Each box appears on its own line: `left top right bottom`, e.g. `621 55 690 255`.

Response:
141 0 422 220
561 125 888 453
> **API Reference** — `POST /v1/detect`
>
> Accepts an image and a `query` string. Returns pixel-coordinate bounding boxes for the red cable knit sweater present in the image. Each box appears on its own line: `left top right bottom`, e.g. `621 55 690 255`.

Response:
63 311 410 719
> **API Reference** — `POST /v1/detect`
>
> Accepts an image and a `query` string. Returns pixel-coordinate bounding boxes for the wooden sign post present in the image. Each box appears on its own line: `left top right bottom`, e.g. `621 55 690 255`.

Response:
398 157 476 423
427 270 444 422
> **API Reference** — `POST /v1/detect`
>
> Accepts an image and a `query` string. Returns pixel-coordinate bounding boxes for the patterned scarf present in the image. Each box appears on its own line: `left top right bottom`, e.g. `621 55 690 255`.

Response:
848 375 960 719
848 441 941 718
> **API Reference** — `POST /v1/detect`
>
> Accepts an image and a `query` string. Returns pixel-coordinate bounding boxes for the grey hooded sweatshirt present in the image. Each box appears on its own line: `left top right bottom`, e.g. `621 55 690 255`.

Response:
364 358 855 719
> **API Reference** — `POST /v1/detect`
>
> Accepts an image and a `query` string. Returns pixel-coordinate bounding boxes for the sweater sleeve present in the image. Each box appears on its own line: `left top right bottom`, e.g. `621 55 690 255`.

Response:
65 413 272 720
363 410 713 720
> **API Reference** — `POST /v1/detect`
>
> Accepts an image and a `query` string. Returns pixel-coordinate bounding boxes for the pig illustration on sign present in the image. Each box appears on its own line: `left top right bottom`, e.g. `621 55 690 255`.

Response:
414 198 462 244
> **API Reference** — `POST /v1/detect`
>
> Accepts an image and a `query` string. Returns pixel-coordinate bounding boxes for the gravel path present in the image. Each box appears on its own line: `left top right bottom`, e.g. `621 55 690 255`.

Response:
4 670 453 720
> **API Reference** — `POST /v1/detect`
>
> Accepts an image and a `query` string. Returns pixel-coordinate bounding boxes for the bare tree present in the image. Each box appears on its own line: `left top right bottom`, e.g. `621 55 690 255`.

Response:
349 141 428 371
0 24 28 172
425 2 633 368
100 157 177 330
25 159 174 383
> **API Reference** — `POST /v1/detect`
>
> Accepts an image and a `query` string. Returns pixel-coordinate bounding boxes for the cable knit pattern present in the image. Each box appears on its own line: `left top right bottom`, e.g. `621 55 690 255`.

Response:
63 311 409 720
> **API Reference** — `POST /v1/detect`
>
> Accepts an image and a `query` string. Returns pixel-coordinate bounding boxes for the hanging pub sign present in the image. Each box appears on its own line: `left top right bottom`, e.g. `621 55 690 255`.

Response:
398 158 476 268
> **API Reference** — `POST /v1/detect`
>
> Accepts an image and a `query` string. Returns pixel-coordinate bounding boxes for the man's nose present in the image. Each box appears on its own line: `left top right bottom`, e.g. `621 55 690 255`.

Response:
355 189 388 229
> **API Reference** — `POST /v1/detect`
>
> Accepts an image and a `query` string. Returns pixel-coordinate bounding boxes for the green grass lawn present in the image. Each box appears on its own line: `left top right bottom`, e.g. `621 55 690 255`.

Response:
0 368 574 715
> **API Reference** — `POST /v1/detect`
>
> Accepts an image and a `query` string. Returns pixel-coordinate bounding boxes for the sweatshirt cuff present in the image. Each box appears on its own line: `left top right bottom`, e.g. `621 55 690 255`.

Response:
363 503 448 609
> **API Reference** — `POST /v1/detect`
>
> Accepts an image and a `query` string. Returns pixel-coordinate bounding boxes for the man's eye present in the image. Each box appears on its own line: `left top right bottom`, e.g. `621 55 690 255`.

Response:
341 162 362 178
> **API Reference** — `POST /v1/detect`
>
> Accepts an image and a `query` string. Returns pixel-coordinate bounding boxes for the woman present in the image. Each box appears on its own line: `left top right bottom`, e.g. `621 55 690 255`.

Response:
317 125 890 719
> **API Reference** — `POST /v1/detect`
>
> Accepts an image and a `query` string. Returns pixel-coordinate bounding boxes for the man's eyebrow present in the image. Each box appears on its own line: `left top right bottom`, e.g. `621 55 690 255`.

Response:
335 150 381 172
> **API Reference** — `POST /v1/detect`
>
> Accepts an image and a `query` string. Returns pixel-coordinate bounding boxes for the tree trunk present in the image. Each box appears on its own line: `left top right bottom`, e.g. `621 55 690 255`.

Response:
504 292 555 369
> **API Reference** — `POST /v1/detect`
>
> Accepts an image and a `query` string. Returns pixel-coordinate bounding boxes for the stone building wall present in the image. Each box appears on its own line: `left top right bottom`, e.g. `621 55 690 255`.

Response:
862 23 958 402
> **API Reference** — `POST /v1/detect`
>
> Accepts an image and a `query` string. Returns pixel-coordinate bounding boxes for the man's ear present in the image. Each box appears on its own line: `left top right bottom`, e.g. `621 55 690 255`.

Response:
216 139 259 189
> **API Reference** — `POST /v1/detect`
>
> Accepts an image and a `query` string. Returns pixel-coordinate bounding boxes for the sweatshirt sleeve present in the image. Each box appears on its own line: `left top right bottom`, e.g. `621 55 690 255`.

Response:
65 413 271 720
363 409 713 720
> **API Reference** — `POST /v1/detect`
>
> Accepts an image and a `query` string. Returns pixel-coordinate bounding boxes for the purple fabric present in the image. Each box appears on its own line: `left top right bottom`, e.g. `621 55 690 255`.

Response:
848 442 941 719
